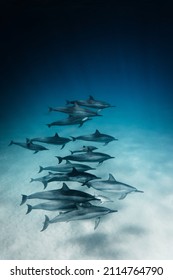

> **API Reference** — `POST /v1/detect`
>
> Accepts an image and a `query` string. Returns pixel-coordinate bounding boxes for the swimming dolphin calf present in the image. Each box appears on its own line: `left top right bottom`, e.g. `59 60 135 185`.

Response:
85 174 144 200
71 129 118 145
41 202 117 231
26 200 78 214
70 145 98 154
67 95 115 110
47 116 92 128
8 139 48 154
38 160 95 173
56 150 114 164
29 133 71 149
20 183 100 205
49 103 102 118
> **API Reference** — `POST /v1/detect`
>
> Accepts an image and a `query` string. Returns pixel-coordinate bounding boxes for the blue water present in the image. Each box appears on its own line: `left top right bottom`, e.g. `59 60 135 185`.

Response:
1 1 173 259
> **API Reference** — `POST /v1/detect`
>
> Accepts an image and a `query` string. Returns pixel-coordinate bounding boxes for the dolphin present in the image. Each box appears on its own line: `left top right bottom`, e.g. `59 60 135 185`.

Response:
66 95 115 109
41 202 117 231
20 183 100 205
85 174 144 200
47 116 92 128
26 200 78 214
29 133 71 149
56 150 115 164
65 167 100 184
30 172 70 189
38 160 96 173
71 129 118 145
31 167 99 188
70 145 98 154
48 103 102 117
8 139 48 154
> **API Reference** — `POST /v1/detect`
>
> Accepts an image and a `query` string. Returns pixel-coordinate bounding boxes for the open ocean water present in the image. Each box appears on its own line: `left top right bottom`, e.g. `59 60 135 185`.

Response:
1 1 173 259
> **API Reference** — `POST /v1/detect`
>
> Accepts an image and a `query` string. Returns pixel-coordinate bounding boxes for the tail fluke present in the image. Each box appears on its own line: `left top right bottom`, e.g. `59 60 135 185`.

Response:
70 136 76 141
26 204 32 214
30 178 34 183
47 123 51 128
20 195 27 205
41 215 50 232
69 150 74 155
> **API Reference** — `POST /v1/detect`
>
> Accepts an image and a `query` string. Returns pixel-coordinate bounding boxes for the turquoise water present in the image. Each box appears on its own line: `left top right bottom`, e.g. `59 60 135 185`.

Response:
1 1 173 259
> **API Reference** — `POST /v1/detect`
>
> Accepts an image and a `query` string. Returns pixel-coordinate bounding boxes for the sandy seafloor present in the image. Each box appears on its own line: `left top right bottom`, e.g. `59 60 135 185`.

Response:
1 97 173 260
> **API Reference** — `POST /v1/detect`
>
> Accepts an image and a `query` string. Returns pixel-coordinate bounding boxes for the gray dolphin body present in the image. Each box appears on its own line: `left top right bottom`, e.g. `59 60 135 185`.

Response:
41 202 117 231
30 172 69 189
85 174 144 200
38 160 95 173
71 129 118 145
31 168 99 188
8 139 48 153
65 167 100 183
67 95 115 110
26 200 78 214
70 145 98 154
56 150 114 164
47 116 92 128
29 133 71 149
20 183 100 205
49 103 102 117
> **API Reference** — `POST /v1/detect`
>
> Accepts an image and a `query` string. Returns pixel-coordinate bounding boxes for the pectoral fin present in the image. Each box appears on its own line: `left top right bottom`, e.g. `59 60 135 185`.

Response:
94 217 101 230
119 193 128 200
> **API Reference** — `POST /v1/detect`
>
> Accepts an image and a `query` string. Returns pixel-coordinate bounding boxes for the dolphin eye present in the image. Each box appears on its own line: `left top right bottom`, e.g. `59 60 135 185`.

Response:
83 146 86 148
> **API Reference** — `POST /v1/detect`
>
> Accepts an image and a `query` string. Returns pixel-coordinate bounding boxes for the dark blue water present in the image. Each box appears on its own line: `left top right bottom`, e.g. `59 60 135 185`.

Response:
1 1 173 259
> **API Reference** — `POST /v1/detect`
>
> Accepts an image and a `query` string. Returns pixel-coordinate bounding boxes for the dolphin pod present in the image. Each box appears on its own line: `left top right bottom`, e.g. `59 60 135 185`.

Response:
9 95 144 231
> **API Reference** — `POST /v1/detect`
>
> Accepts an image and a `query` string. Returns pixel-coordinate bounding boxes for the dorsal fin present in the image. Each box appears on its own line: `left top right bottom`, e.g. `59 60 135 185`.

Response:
65 160 72 165
74 102 80 108
108 174 116 181
70 167 79 176
26 138 31 143
55 133 59 138
89 95 95 100
94 129 101 136
61 182 69 191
